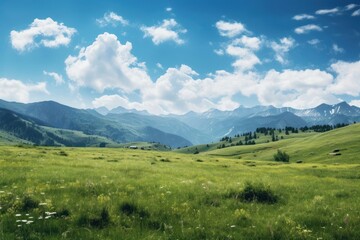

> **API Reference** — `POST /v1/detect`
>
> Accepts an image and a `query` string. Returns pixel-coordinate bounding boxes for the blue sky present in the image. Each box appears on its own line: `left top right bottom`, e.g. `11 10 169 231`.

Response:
1 0 360 114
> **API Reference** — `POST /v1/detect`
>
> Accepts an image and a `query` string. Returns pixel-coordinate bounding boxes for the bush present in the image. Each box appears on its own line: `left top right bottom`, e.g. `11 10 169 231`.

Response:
21 196 39 211
119 202 149 218
273 149 290 162
228 182 278 204
78 207 110 228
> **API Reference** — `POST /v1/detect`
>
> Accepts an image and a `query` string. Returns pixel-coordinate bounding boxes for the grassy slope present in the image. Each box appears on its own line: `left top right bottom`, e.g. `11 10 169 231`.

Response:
1 144 360 239
174 130 317 154
202 123 360 164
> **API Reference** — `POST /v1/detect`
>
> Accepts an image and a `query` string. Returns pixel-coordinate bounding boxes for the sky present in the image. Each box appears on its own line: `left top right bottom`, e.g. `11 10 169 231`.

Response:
1 0 360 115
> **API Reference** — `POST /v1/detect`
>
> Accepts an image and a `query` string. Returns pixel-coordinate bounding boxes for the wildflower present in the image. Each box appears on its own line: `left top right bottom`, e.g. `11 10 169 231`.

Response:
26 221 34 224
45 216 51 219
17 225 22 227
21 220 27 223
16 220 21 222
230 225 236 228
25 214 29 216
38 216 43 220
15 214 21 217
39 203 47 206
0 191 4 193
40 192 45 195
28 217 33 219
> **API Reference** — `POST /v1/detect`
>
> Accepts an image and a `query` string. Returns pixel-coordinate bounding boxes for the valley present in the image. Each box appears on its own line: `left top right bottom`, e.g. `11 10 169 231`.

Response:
0 123 359 239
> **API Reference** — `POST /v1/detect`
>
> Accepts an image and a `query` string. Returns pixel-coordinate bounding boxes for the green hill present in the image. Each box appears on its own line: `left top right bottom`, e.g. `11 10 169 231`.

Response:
200 123 360 164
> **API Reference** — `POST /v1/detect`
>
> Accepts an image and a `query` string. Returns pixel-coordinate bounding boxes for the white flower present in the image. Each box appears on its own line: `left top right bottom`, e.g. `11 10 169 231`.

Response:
26 221 34 224
15 214 21 217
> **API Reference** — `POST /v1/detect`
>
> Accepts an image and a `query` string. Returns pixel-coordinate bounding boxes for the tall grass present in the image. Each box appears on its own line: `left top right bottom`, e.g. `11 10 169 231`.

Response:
0 144 359 239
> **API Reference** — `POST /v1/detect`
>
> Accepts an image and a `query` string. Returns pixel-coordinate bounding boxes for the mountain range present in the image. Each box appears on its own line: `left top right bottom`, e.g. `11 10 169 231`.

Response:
0 99 359 147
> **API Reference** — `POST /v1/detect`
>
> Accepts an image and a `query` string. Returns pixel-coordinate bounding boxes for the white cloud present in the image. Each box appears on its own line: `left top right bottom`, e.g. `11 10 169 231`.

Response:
308 39 320 45
345 4 358 11
352 9 360 16
65 32 152 93
349 99 360 107
255 69 336 109
315 7 340 15
141 19 187 45
166 7 172 12
332 44 344 53
292 14 315 20
10 17 76 52
92 94 142 110
232 36 262 50
328 60 360 96
156 63 163 69
214 49 224 55
0 78 48 102
221 36 263 72
96 12 128 27
140 66 257 114
215 20 247 38
43 71 64 85
270 37 295 64
294 24 322 34
226 45 261 71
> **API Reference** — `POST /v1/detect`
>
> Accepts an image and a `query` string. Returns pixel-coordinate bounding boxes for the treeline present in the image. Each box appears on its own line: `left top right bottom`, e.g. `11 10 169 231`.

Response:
217 123 350 149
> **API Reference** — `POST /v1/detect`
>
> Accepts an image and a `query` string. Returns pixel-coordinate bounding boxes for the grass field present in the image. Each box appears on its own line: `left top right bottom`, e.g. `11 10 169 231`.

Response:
0 124 360 239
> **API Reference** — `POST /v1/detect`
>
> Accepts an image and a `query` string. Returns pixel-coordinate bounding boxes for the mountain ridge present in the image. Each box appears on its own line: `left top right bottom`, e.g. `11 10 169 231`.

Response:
1 99 359 146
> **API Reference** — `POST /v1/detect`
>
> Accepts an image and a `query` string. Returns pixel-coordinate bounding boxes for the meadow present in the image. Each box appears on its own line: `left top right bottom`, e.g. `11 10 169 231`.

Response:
0 124 360 239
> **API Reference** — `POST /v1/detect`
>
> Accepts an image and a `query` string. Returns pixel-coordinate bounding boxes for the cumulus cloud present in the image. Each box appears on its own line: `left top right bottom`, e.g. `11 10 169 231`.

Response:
294 24 322 34
255 69 336 109
315 7 340 15
43 71 64 85
140 66 256 114
215 20 247 38
221 36 263 72
92 94 142 110
349 99 360 107
292 14 315 20
166 7 172 12
332 44 344 53
65 32 152 93
69 31 360 115
0 78 48 102
141 19 187 45
328 60 360 96
270 37 295 64
96 12 129 27
10 17 76 52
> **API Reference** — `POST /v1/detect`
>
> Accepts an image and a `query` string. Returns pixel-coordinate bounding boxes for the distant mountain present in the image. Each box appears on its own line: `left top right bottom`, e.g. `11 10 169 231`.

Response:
106 112 211 144
0 108 116 146
170 101 360 141
1 99 359 146
108 106 149 115
0 100 192 148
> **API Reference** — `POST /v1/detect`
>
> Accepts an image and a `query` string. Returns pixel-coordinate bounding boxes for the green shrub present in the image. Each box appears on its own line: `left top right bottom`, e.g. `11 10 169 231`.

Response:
21 196 39 211
273 149 290 162
77 207 110 229
228 182 278 204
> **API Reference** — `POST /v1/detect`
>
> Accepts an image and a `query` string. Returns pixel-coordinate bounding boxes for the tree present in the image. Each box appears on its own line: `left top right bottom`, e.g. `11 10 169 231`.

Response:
273 150 290 162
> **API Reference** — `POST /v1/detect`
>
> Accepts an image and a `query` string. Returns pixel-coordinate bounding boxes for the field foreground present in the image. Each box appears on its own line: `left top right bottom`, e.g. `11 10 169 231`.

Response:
0 145 360 239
